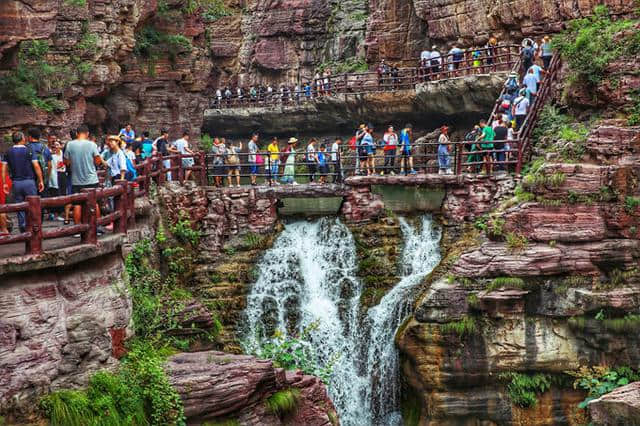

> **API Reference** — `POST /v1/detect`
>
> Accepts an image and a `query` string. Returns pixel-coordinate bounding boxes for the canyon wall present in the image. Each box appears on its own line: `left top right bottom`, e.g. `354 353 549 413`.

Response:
1 0 635 140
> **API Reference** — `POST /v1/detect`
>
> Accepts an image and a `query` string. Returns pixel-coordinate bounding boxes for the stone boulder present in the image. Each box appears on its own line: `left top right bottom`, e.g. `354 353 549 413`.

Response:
165 351 338 425
589 382 640 426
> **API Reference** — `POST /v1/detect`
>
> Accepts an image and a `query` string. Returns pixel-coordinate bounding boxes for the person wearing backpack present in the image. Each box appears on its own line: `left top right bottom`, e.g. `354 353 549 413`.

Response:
521 40 535 75
512 88 530 131
2 131 44 233
27 127 52 196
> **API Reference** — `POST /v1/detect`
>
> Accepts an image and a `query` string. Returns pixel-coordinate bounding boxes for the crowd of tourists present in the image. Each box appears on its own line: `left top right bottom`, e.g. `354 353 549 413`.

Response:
212 36 552 108
0 125 198 237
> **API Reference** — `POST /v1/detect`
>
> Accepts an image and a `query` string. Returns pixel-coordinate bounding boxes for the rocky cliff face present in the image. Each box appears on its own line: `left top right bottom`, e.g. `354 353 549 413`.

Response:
2 0 636 140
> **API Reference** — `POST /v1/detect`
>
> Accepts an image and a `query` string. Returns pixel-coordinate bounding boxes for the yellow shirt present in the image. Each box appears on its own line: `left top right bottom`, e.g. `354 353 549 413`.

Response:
268 143 280 161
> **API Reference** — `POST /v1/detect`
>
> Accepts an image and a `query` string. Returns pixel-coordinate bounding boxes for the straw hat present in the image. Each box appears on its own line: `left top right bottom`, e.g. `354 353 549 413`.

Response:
288 137 298 144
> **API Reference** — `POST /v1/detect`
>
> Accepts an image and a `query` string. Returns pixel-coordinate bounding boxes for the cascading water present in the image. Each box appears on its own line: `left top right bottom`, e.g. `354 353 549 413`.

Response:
242 215 441 426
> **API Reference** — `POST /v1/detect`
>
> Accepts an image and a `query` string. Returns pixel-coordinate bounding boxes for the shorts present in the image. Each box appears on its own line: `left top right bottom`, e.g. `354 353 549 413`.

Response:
182 158 195 168
401 147 412 156
213 164 226 176
71 183 100 205
249 163 258 175
366 146 375 155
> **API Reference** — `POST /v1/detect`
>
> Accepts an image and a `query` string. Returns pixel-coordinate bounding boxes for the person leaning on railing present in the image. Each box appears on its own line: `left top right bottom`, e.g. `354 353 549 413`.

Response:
267 137 280 184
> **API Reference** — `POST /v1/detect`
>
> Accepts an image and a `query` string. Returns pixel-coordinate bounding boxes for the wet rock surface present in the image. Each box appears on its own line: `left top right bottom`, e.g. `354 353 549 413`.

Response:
166 351 338 425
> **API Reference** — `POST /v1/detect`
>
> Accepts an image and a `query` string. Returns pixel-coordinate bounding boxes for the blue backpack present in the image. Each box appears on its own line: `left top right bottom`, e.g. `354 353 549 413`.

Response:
125 157 137 182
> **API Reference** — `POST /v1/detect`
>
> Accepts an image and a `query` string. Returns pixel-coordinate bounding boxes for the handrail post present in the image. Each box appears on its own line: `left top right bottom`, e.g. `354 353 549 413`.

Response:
25 195 42 255
455 142 462 175
267 154 272 186
127 182 136 228
158 155 166 185
144 158 152 193
114 180 128 234
178 155 185 183
199 152 207 186
81 189 98 245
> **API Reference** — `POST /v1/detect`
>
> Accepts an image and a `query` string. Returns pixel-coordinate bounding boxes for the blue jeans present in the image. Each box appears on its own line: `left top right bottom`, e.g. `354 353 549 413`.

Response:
12 179 37 232
438 147 450 170
270 159 280 180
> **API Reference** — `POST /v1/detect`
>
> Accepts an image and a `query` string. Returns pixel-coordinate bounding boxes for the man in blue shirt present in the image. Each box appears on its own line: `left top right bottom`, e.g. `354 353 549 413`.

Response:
118 124 136 145
2 132 44 232
523 68 539 104
399 123 417 175
27 127 52 194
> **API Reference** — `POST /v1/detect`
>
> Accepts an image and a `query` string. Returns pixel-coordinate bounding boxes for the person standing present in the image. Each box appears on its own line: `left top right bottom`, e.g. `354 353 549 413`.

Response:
539 35 553 69
476 120 495 175
247 133 259 186
521 40 535 75
430 46 441 77
173 131 195 181
281 138 298 185
493 119 509 171
382 125 398 175
355 124 367 175
267 137 280 184
399 124 416 175
438 126 452 175
317 144 328 184
306 138 318 183
118 124 136 145
64 125 105 231
140 131 155 160
512 89 530 131
523 67 539 104
27 127 52 196
361 125 376 176
154 129 176 181
226 140 242 187
47 140 69 222
0 144 11 235
331 137 342 183
211 138 226 187
1 132 44 233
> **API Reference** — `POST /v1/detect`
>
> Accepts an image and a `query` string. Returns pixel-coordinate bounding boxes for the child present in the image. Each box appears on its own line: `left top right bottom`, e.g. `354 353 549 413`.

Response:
317 144 328 184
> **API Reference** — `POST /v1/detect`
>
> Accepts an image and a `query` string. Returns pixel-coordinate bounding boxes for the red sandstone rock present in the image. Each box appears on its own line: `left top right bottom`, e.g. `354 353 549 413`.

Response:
165 351 338 425
451 239 640 278
589 381 640 426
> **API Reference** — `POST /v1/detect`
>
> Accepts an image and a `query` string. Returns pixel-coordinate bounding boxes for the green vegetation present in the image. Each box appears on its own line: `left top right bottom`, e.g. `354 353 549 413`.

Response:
64 0 87 6
134 26 193 73
317 57 369 74
499 372 553 408
505 232 528 252
200 134 214 152
554 5 640 88
243 232 269 250
486 277 525 292
265 389 301 418
568 365 640 408
245 323 336 383
440 316 477 337
569 309 640 334
628 91 640 126
203 420 240 426
182 0 232 21
466 293 479 308
40 342 185 426
532 106 589 162
401 391 422 426
126 216 220 349
625 196 640 213
0 41 69 112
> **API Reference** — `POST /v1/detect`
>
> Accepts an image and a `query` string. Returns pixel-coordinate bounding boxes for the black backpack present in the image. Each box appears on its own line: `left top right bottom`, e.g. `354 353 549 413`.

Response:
522 47 534 60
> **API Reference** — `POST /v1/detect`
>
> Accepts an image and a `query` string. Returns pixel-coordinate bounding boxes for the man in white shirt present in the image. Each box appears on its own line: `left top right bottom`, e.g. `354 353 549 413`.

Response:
523 68 539 103
173 131 195 181
430 46 441 76
512 89 530 131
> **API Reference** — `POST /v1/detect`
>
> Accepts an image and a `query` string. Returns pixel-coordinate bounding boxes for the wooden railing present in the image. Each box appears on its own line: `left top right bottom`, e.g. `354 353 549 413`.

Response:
0 152 207 256
211 45 521 109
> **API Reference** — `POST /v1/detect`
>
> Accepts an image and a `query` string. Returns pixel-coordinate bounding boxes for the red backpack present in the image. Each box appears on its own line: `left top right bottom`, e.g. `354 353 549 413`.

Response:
348 136 357 150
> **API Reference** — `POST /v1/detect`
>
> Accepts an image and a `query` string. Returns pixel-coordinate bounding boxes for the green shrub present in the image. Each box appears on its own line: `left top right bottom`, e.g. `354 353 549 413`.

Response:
625 196 640 213
183 0 232 20
568 365 640 408
169 212 201 246
554 5 638 87
499 372 552 408
487 217 505 237
200 134 214 151
265 389 301 418
316 57 369 74
41 343 185 426
134 26 193 67
486 277 525 292
64 0 87 6
244 323 336 383
514 185 535 203
440 316 476 337
505 232 528 252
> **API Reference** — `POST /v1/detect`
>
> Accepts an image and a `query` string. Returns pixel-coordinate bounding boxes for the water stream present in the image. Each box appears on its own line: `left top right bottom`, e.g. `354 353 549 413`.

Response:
242 216 441 425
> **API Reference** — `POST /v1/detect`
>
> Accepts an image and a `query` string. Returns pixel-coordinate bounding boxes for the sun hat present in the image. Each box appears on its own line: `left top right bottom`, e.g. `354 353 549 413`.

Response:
288 137 298 144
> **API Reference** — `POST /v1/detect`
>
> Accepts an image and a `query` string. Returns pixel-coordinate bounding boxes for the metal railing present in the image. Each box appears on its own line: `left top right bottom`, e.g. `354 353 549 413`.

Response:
211 45 521 109
0 152 207 255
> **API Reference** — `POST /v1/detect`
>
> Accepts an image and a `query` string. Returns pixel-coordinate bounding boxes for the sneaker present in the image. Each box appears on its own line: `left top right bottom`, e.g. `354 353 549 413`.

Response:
73 234 81 238
292 181 299 185
55 216 65 222
380 171 385 176
390 171 396 175
410 169 417 174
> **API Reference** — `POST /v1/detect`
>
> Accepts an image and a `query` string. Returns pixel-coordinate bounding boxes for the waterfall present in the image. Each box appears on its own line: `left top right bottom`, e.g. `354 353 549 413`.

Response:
242 216 441 426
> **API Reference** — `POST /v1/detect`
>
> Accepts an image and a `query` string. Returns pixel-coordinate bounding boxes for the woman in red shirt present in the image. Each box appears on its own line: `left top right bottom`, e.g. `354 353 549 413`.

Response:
0 160 11 235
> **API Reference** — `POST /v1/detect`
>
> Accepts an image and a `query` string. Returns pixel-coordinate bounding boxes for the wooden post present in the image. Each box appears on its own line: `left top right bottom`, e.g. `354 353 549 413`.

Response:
199 152 207 186
178 155 185 184
455 142 463 175
128 182 136 228
25 196 42 255
81 189 98 245
157 155 166 185
114 180 128 234
144 158 152 193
